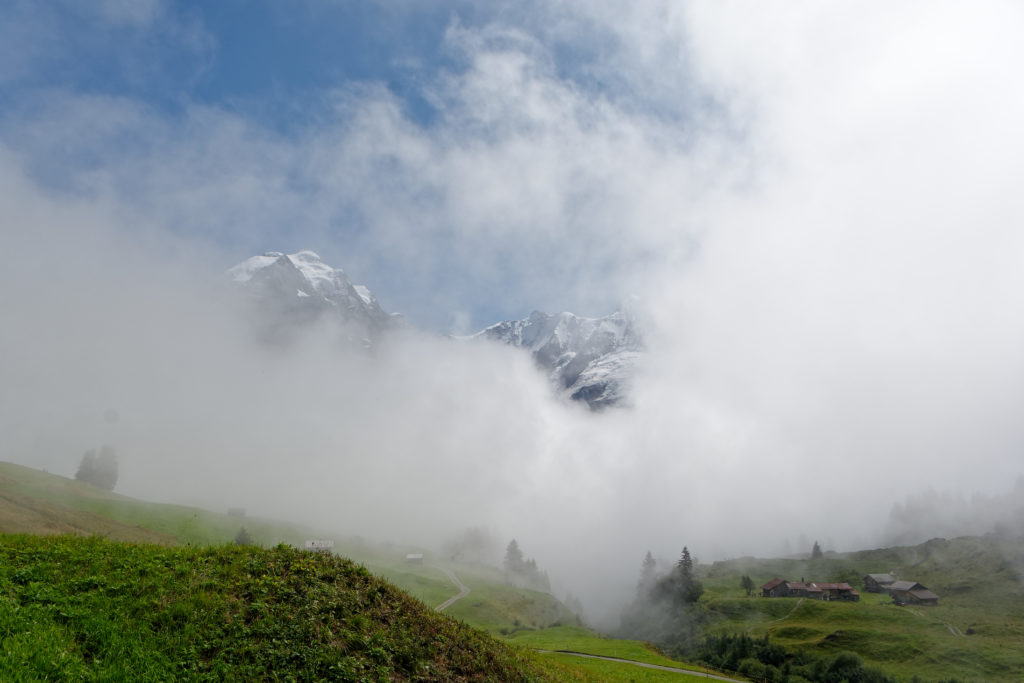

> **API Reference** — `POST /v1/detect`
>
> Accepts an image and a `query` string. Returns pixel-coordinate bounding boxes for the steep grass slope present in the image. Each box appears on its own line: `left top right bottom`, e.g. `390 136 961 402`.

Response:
0 534 558 681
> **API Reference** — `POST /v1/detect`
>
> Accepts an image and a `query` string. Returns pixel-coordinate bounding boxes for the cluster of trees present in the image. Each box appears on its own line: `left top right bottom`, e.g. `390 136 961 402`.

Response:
502 539 551 592
695 634 900 683
75 446 118 491
619 547 704 652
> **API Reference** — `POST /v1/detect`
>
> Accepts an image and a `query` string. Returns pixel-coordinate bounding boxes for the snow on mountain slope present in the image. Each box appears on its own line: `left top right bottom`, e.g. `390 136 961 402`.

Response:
476 309 642 409
228 251 640 408
228 251 397 348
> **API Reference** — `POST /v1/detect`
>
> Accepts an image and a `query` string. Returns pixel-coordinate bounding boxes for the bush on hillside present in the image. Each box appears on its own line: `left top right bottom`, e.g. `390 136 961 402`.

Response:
75 446 118 490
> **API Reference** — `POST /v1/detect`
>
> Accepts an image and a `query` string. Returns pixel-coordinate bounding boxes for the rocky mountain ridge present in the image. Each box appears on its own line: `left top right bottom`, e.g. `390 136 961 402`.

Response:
475 310 641 409
229 251 640 408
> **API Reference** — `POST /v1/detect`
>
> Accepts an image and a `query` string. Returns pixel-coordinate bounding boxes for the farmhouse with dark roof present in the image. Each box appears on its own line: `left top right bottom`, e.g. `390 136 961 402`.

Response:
760 578 859 601
863 573 897 593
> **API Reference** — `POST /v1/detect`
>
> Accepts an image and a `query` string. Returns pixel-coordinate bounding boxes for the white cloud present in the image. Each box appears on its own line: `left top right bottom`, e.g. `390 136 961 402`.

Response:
3 0 1024 624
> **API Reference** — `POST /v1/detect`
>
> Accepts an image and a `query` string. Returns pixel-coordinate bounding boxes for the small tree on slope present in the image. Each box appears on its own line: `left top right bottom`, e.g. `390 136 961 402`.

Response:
75 446 118 491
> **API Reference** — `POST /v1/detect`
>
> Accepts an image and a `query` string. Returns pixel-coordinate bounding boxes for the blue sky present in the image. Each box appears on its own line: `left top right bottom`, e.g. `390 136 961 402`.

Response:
2 2 459 121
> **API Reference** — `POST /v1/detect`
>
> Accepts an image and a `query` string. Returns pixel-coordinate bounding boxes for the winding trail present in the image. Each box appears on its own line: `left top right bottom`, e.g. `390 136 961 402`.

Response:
535 651 745 681
907 607 964 637
429 565 470 612
748 597 804 633
427 565 742 680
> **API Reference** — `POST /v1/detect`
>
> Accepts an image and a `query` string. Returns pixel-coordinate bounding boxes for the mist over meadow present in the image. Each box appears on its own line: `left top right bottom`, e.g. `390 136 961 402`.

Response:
3 1 1024 623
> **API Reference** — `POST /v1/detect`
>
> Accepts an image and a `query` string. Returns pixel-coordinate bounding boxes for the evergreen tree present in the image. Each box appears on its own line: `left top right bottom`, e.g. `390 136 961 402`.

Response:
75 446 118 491
670 546 702 607
503 539 524 574
811 540 823 559
234 526 253 545
677 547 694 576
637 551 657 597
741 575 755 596
621 545 704 654
502 540 551 592
75 451 96 482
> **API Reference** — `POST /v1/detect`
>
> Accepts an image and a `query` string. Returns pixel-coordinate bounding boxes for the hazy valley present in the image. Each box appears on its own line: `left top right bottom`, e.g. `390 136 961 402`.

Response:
2 462 1022 681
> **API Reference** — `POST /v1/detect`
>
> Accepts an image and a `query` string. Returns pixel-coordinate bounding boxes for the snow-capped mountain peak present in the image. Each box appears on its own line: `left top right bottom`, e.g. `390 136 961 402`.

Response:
229 250 353 298
227 251 395 348
227 251 288 284
228 250 641 408
285 250 349 299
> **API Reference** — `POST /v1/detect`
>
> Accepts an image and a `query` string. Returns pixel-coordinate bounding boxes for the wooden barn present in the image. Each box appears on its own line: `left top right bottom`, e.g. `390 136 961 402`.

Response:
762 577 787 597
761 579 859 601
863 573 897 593
812 582 860 601
782 581 822 599
887 580 939 606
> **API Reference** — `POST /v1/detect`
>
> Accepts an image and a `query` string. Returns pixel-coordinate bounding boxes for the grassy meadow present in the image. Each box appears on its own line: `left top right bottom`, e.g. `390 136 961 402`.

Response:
697 538 1024 681
0 462 719 681
9 460 1021 680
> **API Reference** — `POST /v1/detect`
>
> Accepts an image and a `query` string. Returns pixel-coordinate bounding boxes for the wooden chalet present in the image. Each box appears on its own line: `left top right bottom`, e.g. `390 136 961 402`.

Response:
761 573 934 606
782 581 822 599
863 573 897 593
761 577 786 598
812 582 860 601
906 588 939 606
886 580 939 606
761 578 858 601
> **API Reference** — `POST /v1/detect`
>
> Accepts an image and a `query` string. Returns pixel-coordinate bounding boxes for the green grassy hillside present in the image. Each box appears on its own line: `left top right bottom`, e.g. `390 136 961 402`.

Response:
0 464 714 681
0 462 314 546
372 559 577 632
0 534 563 681
17 462 1018 680
0 464 578 638
337 548 712 681
699 537 1024 681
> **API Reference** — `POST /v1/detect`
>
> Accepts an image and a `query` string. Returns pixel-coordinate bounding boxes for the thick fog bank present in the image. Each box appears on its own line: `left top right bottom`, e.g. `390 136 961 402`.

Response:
5 2 1024 628
2 191 1018 629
